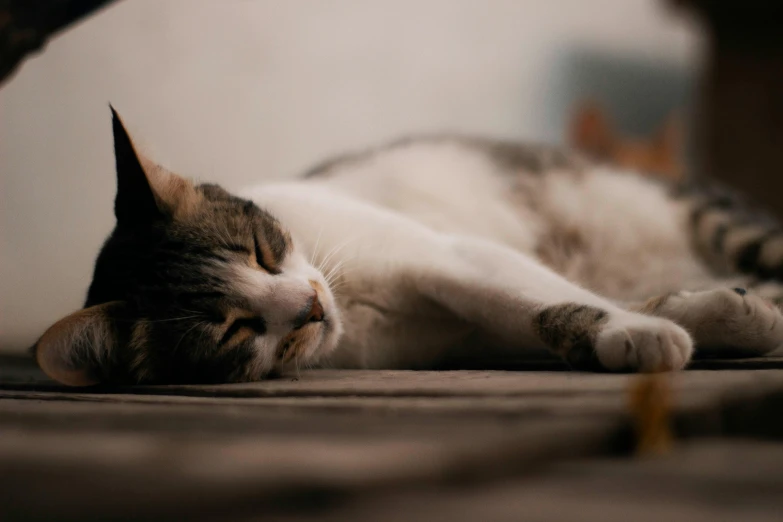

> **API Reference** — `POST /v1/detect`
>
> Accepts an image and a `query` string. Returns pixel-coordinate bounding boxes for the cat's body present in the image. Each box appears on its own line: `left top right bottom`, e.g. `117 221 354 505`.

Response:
242 136 775 370
267 137 704 302
33 113 783 386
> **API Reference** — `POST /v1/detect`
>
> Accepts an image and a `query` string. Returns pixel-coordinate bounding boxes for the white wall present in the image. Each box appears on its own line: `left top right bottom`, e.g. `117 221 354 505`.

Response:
0 0 699 352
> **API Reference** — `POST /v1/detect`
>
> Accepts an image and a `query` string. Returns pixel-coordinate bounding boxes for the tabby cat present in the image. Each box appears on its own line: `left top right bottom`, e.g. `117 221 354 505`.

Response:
33 108 783 386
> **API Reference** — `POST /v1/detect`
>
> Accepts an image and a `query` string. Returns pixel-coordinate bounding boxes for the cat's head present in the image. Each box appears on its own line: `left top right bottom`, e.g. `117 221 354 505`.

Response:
33 108 342 386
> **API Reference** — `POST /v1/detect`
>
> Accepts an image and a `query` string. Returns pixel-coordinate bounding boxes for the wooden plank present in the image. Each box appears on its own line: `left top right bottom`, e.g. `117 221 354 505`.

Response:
3 356 783 520
3 368 782 399
4 367 783 440
4 355 783 390
1 368 781 429
1 396 618 437
0 398 624 522
277 441 783 522
0 389 634 419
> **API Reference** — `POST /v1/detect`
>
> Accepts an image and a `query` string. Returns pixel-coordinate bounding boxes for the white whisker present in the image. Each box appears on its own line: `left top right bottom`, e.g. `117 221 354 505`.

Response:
172 321 207 354
328 280 349 293
324 258 348 284
325 251 358 282
310 226 324 265
318 237 358 274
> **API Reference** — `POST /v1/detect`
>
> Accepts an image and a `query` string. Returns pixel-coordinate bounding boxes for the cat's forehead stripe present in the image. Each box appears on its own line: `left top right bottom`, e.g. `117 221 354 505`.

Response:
191 183 293 261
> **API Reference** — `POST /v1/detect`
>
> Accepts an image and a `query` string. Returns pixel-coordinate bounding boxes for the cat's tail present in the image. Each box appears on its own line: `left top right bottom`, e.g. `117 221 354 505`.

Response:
680 181 783 280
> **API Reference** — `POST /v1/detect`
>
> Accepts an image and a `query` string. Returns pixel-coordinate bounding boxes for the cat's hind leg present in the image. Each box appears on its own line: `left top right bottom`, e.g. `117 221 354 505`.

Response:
633 287 783 358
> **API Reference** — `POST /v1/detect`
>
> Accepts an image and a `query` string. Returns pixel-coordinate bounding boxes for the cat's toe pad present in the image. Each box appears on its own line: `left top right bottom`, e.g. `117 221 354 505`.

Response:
595 313 693 372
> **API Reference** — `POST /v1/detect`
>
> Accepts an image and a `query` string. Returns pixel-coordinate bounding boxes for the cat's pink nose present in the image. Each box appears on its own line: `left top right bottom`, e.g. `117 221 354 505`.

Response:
306 293 324 323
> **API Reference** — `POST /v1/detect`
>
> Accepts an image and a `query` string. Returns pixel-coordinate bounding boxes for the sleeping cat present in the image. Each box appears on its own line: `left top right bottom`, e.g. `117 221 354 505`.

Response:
33 108 783 386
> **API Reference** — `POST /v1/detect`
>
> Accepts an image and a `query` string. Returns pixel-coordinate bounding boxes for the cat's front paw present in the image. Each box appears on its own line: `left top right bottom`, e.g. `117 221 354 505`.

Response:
595 312 693 372
533 304 693 372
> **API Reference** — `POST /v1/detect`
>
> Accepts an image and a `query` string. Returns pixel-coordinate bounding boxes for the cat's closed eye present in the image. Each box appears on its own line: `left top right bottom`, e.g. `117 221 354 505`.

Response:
253 236 280 274
219 316 267 346
225 239 279 274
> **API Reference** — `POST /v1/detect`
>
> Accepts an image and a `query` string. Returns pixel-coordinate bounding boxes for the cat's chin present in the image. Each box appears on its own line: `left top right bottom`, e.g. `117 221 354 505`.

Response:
268 312 343 378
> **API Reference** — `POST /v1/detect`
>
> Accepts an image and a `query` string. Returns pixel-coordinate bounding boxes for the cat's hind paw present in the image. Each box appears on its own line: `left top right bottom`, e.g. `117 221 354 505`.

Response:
648 288 783 358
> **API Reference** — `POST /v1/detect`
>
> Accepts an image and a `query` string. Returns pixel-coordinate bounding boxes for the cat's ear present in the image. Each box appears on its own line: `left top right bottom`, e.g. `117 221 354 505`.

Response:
654 112 683 160
110 106 199 225
33 302 125 386
569 101 614 157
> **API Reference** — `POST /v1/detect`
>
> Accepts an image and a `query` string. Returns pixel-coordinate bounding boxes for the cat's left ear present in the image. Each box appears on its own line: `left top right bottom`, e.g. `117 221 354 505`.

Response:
110 106 200 226
33 302 126 387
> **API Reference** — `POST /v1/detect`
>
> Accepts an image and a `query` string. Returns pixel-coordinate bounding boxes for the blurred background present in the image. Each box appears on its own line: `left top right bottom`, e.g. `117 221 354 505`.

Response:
0 0 700 353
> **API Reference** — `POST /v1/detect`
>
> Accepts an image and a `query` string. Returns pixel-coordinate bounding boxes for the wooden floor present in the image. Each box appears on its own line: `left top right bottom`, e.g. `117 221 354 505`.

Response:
2 355 783 522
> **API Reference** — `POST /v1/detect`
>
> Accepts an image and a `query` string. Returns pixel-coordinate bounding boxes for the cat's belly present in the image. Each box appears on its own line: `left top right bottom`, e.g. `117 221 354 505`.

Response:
320 143 543 254
531 169 714 301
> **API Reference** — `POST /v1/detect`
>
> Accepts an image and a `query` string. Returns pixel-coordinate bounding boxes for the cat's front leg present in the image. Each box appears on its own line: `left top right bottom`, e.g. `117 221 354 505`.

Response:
414 235 694 372
533 303 692 371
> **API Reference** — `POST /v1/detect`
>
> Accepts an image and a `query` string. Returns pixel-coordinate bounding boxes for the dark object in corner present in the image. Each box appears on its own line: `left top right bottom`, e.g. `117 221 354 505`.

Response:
667 0 783 220
0 0 118 86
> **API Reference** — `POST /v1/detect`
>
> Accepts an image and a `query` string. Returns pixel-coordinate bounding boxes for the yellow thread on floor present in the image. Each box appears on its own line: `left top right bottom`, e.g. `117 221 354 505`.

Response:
629 371 673 456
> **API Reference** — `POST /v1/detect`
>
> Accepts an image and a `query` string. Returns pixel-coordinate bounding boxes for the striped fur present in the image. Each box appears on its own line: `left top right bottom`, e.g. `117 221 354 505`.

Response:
533 304 608 370
680 180 783 280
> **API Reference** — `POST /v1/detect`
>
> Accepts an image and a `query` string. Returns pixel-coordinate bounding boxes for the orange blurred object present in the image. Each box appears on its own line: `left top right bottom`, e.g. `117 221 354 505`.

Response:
629 371 674 456
569 101 684 182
